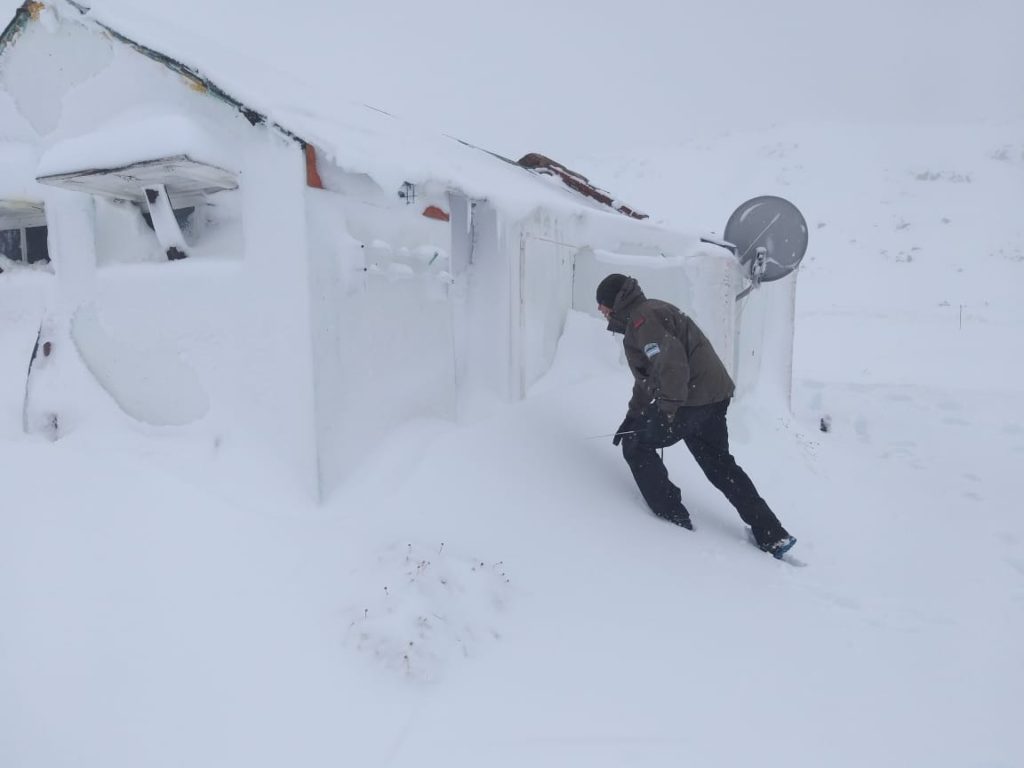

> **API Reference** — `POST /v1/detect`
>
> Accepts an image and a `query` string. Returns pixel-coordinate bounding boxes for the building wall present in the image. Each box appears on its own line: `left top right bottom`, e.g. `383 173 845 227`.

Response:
2 9 327 496
450 199 512 410
515 212 577 395
733 274 799 406
0 269 48 435
304 185 457 496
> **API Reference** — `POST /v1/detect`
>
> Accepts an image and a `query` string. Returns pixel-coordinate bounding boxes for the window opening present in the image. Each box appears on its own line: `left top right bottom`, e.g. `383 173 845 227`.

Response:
25 226 49 263
140 205 195 234
0 228 23 261
0 225 49 265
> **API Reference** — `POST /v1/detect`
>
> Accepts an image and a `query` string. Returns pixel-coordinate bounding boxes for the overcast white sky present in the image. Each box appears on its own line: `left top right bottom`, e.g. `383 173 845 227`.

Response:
3 0 1022 157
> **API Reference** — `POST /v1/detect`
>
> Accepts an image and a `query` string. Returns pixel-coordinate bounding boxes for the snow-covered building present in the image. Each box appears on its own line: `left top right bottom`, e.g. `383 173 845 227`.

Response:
0 0 796 499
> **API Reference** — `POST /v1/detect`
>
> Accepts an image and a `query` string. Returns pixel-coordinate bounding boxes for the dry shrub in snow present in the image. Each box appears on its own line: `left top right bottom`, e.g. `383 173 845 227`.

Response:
343 541 511 681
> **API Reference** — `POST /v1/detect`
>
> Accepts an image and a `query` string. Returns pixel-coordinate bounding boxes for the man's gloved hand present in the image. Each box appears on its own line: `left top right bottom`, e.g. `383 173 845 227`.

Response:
657 400 678 423
612 413 638 446
649 388 676 424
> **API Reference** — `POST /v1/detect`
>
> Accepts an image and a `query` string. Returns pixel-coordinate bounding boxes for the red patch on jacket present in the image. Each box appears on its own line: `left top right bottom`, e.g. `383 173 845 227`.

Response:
632 316 646 329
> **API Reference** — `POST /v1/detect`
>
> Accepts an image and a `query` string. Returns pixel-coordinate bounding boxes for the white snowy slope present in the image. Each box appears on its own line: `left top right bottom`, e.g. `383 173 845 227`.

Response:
1 119 1022 768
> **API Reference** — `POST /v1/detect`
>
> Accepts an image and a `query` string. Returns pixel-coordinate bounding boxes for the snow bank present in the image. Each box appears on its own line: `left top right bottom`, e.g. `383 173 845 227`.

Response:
70 303 209 426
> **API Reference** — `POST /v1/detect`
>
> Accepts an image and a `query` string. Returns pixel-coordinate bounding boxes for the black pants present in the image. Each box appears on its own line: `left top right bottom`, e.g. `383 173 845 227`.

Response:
621 399 788 544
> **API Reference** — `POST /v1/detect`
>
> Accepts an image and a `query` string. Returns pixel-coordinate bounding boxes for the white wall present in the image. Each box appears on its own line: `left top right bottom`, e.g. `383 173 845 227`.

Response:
0 271 49 435
515 212 576 395
306 185 457 496
733 274 799 407
303 187 350 499
238 129 319 497
42 188 97 315
339 194 453 261
452 200 513 408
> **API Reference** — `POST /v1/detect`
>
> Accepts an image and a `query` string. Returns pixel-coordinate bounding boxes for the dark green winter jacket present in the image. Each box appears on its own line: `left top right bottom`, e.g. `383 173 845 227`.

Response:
607 277 735 416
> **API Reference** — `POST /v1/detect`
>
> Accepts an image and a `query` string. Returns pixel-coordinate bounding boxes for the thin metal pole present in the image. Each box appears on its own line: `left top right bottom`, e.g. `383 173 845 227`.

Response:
585 430 638 440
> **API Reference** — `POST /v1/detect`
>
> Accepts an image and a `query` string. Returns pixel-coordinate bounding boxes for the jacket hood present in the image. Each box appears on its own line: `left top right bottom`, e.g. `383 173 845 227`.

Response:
606 277 646 334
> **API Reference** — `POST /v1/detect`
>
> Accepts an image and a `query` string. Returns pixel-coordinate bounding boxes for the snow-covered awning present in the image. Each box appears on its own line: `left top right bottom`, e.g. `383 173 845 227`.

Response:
0 199 45 228
34 113 238 204
37 154 237 204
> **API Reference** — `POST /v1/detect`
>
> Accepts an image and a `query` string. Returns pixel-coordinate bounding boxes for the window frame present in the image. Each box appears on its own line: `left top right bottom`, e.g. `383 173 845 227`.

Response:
0 204 49 267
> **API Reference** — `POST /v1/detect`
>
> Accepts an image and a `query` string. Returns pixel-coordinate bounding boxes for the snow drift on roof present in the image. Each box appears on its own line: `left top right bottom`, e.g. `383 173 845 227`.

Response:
36 111 238 178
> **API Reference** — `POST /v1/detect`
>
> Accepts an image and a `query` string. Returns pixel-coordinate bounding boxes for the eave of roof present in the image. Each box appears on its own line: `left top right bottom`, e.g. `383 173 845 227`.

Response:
0 1 42 59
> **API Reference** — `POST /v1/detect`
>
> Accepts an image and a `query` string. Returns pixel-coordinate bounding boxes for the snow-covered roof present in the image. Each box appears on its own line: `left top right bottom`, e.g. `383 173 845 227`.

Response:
1 0 650 224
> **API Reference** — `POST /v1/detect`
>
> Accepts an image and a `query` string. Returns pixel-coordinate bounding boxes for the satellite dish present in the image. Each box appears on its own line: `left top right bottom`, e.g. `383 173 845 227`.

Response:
723 196 808 283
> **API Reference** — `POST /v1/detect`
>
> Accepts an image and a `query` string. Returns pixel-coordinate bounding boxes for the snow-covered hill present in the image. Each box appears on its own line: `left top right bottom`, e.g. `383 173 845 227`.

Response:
2 119 1021 767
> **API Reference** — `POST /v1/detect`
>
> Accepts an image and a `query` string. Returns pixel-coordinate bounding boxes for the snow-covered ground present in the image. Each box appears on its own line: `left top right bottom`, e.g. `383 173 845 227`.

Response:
2 117 1022 767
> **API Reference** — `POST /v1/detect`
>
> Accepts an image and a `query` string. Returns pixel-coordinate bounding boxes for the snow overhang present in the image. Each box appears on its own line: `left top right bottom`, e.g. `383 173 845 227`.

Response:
0 199 45 227
36 154 237 204
34 113 239 204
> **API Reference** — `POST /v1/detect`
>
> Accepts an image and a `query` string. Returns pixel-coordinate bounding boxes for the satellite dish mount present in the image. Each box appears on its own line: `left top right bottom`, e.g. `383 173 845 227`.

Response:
719 196 808 299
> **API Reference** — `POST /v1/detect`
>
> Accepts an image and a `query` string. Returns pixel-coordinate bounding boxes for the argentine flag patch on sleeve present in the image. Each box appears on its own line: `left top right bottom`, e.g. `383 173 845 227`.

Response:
643 342 661 359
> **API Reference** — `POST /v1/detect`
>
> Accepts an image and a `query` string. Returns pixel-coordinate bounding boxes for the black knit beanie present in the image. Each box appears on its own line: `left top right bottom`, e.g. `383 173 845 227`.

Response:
596 273 628 309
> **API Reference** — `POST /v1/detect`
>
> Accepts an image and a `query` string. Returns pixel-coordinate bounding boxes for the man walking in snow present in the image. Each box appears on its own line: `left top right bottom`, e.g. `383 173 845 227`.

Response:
596 273 796 558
